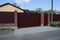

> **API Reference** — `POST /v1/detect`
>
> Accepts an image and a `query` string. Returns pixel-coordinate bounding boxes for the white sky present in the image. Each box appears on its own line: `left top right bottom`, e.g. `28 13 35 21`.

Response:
15 0 31 4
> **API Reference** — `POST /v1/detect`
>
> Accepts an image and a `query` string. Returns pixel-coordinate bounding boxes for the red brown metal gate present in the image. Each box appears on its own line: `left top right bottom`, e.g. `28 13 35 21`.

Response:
53 14 60 21
44 14 48 26
0 12 14 23
18 13 41 28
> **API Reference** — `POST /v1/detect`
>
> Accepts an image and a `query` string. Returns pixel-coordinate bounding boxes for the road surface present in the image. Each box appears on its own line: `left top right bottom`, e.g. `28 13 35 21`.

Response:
0 27 60 40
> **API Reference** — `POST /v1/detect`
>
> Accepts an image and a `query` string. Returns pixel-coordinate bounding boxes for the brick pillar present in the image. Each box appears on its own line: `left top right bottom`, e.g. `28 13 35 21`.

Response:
14 11 18 27
48 14 50 26
41 13 44 26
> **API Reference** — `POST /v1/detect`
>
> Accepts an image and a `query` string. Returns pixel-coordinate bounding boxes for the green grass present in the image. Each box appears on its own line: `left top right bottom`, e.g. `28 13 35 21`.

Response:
0 28 15 31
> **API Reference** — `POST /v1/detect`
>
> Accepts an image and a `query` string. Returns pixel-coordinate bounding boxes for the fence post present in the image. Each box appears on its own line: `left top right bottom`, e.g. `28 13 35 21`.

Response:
41 13 44 26
48 14 50 26
14 11 18 28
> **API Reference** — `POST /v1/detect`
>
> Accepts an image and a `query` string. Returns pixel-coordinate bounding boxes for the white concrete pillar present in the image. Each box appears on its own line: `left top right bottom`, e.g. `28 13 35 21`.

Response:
14 11 18 27
41 13 44 26
48 14 50 26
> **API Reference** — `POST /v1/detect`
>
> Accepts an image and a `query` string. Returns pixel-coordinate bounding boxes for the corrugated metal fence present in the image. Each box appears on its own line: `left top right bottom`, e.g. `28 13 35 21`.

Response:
18 13 41 28
18 13 49 28
0 12 60 28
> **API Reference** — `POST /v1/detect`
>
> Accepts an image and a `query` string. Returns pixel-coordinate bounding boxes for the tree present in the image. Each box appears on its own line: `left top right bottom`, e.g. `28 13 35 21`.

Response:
31 8 43 13
35 8 43 13
43 9 56 14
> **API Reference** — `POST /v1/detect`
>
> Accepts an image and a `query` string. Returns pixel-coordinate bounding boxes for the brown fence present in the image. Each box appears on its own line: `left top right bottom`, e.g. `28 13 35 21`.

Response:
1 12 59 28
53 14 60 21
44 14 48 26
18 13 41 28
0 12 14 23
50 14 60 21
0 12 16 27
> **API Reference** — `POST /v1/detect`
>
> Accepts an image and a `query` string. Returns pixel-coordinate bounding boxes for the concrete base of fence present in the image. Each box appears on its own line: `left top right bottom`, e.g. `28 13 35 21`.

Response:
41 24 44 26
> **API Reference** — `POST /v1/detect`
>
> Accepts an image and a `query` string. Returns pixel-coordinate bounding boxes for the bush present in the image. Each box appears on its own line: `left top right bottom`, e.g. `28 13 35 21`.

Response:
56 24 60 27
49 24 56 27
0 28 15 31
49 23 60 27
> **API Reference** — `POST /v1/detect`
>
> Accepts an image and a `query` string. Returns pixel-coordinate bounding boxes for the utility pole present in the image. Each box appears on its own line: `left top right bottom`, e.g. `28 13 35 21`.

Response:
51 0 53 23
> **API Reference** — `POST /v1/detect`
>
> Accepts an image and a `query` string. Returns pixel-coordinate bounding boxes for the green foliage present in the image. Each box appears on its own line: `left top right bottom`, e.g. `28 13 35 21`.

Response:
56 24 60 27
31 8 43 13
44 9 56 14
49 24 60 27
31 8 60 14
0 28 15 31
49 24 56 27
35 8 43 12
31 10 38 13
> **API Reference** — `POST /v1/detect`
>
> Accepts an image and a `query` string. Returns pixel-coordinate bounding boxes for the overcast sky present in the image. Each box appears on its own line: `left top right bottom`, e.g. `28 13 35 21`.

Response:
0 0 60 10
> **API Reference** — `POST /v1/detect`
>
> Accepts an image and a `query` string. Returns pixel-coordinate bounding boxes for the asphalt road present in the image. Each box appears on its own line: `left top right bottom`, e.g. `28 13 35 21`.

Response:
0 29 60 40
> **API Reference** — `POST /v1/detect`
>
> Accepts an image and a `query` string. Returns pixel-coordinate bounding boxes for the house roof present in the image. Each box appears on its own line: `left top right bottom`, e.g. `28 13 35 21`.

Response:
0 3 25 12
